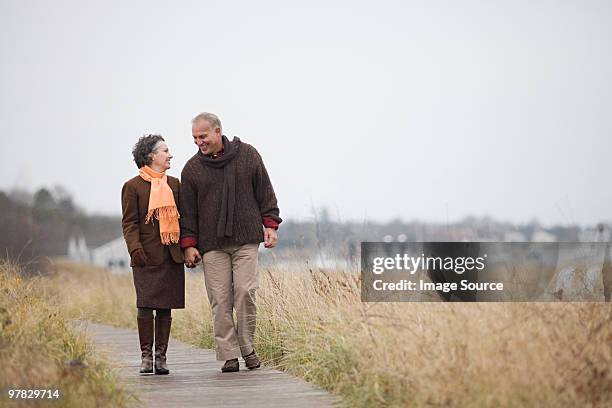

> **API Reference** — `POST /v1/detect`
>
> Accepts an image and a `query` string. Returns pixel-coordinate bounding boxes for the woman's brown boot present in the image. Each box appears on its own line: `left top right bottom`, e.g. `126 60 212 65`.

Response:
154 316 172 375
137 317 154 374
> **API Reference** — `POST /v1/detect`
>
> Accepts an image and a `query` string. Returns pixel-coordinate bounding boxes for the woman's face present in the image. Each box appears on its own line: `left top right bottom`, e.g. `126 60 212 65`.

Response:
150 141 172 171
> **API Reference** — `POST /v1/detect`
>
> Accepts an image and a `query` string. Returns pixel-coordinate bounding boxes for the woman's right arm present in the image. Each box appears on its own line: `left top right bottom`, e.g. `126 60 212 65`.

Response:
121 182 144 258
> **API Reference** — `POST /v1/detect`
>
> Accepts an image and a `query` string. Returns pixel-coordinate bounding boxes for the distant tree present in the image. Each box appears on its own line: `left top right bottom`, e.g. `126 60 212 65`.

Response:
53 186 78 215
0 186 120 270
9 189 33 206
33 188 55 210
318 207 331 225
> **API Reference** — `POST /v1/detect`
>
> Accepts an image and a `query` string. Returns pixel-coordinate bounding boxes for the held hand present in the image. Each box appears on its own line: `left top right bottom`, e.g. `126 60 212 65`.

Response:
131 248 148 267
184 247 202 268
264 228 278 248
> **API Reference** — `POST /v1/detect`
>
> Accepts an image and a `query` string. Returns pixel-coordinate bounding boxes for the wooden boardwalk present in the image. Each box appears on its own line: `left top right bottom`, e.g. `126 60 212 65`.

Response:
82 323 341 408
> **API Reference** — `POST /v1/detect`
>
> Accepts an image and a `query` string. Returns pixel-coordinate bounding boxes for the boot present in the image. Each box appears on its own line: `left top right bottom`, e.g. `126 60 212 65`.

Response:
154 316 172 375
137 317 154 374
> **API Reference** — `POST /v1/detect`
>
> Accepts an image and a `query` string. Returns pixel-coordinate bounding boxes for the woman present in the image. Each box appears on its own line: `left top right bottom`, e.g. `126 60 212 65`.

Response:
121 134 185 375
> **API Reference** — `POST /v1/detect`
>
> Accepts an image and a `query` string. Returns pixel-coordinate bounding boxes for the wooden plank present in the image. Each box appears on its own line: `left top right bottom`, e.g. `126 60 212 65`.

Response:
79 322 341 408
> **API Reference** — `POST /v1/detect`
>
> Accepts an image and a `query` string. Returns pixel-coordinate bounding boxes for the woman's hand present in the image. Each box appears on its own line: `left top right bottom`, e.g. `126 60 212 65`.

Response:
131 248 148 267
184 247 202 268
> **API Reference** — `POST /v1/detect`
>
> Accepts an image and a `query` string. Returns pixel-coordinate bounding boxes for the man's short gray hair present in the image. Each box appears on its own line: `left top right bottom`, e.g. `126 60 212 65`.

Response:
192 112 222 131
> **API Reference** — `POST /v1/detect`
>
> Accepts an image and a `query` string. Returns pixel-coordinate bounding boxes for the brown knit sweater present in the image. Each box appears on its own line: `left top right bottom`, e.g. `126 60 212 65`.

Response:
179 140 281 254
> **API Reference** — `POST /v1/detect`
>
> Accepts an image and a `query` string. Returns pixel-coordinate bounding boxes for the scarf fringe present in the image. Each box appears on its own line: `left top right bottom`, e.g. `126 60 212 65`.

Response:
145 206 180 245
160 231 180 245
145 206 180 224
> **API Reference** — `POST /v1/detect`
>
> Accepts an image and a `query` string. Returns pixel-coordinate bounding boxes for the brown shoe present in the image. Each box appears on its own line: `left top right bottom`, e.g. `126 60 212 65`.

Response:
221 358 239 373
154 316 172 375
137 317 154 374
243 350 261 370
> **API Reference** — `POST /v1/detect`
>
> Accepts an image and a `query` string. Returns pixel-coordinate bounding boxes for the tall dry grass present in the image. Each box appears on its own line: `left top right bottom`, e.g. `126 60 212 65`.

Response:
0 260 136 408
46 259 612 407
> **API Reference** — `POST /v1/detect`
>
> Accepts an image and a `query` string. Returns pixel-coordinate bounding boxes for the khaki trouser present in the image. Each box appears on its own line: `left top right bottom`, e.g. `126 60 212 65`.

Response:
202 243 259 360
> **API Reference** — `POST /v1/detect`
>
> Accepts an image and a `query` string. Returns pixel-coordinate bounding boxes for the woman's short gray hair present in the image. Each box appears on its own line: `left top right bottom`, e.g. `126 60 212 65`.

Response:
132 134 165 168
192 112 222 131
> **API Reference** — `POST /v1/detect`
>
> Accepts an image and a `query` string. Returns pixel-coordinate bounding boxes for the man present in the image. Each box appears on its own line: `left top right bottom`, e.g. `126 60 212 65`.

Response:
180 112 281 373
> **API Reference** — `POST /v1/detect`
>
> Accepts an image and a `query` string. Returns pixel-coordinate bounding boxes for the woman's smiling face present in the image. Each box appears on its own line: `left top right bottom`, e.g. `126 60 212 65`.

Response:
150 141 172 171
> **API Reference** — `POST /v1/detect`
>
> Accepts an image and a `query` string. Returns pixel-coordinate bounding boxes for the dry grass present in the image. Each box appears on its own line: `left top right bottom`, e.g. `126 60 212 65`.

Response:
0 260 136 408
45 259 612 407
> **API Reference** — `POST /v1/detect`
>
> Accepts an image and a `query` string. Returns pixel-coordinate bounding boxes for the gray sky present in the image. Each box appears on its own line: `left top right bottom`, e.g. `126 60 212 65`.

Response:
1 0 610 226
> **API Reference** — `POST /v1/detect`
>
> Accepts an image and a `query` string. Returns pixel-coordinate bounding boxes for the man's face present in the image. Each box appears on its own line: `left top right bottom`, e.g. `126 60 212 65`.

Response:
192 119 222 155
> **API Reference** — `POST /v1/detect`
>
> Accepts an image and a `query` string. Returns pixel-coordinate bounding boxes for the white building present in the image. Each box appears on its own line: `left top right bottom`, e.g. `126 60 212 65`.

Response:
578 224 611 242
67 235 90 263
90 237 131 273
504 231 527 242
67 235 130 273
531 229 557 242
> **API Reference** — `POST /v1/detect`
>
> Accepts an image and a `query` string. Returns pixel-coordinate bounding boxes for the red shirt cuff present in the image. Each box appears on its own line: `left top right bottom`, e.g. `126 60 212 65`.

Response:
180 236 197 250
263 217 279 230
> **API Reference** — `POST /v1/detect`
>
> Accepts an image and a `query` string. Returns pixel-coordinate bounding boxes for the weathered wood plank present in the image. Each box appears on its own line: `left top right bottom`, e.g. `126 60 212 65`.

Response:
80 322 341 408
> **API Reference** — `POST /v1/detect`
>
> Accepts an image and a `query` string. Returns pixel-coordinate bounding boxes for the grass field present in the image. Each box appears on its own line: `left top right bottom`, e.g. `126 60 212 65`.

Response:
41 259 612 407
0 261 136 408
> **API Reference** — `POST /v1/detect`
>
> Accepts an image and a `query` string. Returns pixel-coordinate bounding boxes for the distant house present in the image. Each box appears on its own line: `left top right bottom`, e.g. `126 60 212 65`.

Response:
531 229 557 242
91 237 131 272
504 231 527 242
67 235 90 263
578 224 611 242
67 235 130 273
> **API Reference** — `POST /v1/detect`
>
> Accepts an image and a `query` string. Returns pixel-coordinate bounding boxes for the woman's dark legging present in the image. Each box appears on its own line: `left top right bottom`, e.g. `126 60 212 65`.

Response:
137 307 171 319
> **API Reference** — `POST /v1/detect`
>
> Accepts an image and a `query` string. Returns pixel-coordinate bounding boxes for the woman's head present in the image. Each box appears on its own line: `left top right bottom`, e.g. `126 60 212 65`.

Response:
132 134 173 171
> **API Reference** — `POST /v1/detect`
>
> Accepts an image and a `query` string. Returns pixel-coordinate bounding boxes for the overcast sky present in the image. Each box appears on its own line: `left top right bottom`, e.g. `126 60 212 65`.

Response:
1 0 610 226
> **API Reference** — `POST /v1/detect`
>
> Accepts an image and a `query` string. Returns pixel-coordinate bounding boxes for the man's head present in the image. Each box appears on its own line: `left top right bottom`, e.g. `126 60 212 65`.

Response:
192 112 223 156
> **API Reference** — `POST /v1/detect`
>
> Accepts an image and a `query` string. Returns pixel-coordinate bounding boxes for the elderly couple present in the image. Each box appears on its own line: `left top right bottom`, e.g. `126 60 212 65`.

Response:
121 112 281 375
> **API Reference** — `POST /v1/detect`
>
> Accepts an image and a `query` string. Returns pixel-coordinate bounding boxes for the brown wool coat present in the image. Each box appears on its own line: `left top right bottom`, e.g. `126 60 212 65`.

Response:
121 175 184 266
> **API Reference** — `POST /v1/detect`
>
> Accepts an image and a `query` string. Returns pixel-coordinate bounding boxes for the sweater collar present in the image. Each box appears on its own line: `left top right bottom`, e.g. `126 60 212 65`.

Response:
208 148 224 159
197 135 241 169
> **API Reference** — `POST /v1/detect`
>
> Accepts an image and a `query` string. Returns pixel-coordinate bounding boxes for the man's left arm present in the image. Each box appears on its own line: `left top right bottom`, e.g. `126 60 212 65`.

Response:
252 149 282 248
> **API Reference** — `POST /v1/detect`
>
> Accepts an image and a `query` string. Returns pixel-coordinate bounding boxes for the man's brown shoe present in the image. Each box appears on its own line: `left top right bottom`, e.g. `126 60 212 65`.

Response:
244 351 261 370
221 358 239 373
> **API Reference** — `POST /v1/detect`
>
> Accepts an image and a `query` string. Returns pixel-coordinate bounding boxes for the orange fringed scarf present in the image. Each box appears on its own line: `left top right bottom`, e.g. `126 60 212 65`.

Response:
138 166 180 245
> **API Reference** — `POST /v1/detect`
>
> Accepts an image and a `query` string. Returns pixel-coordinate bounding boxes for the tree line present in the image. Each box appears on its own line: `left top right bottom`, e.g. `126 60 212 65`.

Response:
0 187 121 272
0 187 590 272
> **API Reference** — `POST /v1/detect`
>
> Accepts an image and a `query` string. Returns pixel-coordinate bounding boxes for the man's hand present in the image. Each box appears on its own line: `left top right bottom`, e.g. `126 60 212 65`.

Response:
264 228 278 248
184 247 202 268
